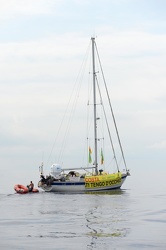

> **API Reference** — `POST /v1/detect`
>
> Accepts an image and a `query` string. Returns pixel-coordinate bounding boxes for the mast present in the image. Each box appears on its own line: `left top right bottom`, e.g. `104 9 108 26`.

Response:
91 37 98 175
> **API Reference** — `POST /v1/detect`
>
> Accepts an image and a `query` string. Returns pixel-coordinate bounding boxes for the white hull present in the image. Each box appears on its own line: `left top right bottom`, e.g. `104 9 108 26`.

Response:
39 173 128 193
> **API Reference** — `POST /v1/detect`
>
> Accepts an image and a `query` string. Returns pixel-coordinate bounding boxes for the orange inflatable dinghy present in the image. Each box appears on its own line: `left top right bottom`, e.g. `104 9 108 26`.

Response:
32 188 39 193
14 184 39 194
14 184 29 194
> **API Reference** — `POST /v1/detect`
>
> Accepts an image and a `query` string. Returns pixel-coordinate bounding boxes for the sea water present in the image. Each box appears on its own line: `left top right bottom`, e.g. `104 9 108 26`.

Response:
0 170 166 249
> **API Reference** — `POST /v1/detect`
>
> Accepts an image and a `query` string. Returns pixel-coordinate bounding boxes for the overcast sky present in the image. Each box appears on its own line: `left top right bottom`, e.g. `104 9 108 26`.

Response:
0 0 166 191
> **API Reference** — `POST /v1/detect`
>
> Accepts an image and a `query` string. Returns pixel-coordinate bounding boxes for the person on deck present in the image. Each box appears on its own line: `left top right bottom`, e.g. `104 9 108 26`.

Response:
40 174 46 184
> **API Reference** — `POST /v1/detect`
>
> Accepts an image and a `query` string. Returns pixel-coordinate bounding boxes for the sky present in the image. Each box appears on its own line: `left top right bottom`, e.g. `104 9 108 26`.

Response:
0 0 166 192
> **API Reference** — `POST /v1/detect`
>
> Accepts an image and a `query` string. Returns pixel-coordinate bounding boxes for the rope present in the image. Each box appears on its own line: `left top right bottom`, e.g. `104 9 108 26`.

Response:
95 41 127 171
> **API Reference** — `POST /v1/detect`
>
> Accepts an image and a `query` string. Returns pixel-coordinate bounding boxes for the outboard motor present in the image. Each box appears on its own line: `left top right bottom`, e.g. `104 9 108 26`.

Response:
50 164 62 178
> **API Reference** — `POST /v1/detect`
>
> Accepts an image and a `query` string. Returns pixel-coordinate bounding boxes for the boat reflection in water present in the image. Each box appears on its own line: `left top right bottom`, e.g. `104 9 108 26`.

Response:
85 190 130 249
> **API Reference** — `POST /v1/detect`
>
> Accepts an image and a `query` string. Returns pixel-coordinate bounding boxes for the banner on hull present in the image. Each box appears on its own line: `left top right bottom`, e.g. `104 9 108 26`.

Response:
85 173 122 189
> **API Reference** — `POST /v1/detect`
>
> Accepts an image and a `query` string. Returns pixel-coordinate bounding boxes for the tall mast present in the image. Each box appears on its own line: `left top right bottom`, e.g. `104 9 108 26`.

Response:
91 37 98 175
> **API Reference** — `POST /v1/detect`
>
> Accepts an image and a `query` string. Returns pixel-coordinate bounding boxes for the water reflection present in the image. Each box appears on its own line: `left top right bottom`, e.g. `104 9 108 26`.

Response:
85 190 130 249
85 189 126 195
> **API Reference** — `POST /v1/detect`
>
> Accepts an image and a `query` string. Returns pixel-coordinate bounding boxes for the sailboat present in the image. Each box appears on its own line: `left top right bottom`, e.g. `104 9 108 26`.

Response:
38 37 130 193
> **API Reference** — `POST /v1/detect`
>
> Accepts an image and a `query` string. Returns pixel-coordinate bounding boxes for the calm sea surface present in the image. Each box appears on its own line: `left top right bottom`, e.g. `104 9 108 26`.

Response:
0 171 166 249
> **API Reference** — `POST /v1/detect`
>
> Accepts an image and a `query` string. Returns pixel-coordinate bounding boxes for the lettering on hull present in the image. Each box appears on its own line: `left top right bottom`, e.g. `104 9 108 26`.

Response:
85 173 122 189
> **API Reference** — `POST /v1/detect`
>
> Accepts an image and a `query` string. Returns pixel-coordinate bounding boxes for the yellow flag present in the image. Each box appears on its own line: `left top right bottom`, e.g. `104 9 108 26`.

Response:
89 147 92 163
101 148 104 164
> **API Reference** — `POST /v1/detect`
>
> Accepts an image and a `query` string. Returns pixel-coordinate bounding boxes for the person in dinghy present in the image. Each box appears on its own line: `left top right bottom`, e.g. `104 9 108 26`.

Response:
27 181 34 192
